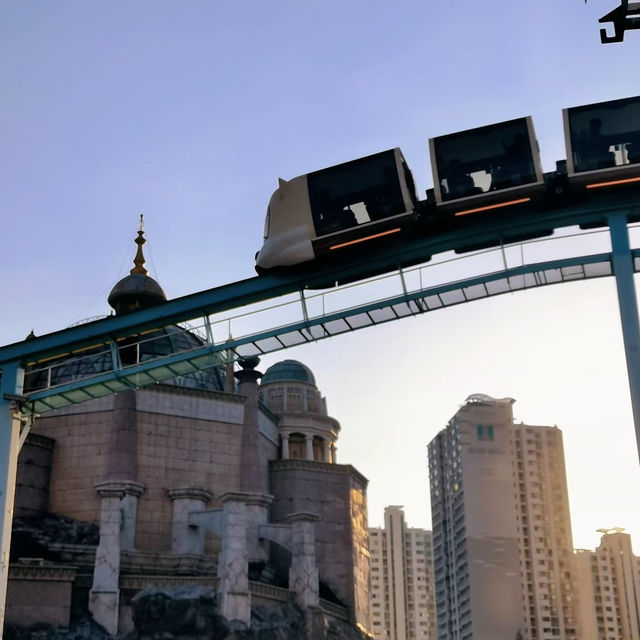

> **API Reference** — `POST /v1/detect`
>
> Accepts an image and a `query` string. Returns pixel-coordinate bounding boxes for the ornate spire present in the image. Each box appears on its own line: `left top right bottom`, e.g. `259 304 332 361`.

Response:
107 216 167 315
131 214 148 276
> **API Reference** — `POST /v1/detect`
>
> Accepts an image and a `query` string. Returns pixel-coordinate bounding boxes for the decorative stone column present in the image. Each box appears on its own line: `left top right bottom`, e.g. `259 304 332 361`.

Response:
120 481 145 551
168 487 213 555
235 357 266 494
89 482 126 636
234 357 273 563
322 439 331 463
103 390 145 552
287 512 320 609
331 444 337 464
305 435 314 461
281 432 290 460
217 495 250 624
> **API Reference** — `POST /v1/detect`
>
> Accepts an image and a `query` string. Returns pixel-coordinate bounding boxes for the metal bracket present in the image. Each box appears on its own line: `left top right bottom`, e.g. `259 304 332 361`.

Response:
203 315 214 345
398 265 424 314
3 395 39 450
300 289 310 325
599 0 640 43
110 340 122 372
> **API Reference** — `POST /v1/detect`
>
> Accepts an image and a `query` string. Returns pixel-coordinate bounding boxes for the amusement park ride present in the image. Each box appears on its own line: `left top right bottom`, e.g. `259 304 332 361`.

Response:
1 95 640 627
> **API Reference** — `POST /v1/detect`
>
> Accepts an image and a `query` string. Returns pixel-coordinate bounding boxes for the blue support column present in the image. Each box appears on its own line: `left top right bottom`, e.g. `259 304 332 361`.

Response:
0 362 24 631
609 212 640 464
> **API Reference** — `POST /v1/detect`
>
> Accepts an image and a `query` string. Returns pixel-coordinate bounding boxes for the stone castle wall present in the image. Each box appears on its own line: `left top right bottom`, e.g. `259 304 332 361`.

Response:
14 433 55 518
269 459 371 631
32 395 115 524
23 386 279 553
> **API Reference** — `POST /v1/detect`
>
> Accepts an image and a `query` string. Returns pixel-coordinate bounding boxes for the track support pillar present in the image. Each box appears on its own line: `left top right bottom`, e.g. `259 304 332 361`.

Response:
609 211 640 464
0 362 25 632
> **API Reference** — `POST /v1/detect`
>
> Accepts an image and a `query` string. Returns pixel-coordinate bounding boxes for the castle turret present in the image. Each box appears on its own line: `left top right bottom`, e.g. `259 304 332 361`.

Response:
260 359 339 463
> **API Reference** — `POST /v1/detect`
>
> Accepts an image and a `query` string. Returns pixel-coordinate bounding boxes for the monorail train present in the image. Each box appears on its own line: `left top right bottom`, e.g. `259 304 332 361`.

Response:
255 95 640 275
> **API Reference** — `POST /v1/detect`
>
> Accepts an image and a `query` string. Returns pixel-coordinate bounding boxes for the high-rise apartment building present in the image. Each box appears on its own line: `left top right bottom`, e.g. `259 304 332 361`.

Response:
513 421 577 640
427 394 577 640
369 506 436 640
574 529 640 639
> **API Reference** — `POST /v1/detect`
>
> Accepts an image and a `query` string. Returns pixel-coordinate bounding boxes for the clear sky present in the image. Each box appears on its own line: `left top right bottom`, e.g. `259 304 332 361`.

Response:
2 1 640 551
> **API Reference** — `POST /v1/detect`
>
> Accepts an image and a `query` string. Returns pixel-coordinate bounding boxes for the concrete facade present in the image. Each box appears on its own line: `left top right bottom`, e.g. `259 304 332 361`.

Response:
513 424 578 640
574 529 640 640
369 506 436 640
428 394 578 640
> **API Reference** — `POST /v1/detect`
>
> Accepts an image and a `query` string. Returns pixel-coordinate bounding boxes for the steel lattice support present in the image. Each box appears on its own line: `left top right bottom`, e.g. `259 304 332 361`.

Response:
609 211 640 464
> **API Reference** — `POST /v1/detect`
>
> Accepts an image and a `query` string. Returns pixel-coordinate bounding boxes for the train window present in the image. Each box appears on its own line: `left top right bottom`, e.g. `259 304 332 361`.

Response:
308 150 406 237
565 96 640 174
431 118 539 202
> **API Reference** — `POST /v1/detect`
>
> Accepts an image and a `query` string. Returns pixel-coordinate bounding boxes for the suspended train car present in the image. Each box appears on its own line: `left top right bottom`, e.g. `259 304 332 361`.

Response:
255 148 420 272
427 116 549 252
256 96 640 274
564 95 640 183
429 116 544 216
565 96 640 227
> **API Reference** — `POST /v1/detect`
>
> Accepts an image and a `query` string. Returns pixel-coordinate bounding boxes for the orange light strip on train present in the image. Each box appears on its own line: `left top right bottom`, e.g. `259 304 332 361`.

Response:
586 176 640 189
329 228 402 250
454 198 532 217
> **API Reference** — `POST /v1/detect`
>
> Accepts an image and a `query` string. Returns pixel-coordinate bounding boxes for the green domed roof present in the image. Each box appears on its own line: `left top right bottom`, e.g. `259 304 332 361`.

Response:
261 360 316 386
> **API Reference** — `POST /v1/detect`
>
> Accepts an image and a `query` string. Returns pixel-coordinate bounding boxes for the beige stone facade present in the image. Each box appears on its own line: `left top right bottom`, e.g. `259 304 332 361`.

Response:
270 459 370 627
34 387 253 552
9 358 371 636
5 563 76 627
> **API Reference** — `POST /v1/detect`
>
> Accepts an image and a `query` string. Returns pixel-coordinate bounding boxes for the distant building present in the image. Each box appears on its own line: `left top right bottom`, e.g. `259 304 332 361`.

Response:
368 506 436 640
428 394 578 640
574 529 640 640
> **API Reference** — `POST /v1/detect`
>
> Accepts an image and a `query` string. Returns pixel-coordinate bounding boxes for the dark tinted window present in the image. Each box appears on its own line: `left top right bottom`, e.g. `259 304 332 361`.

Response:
308 150 407 237
433 118 538 201
568 96 640 173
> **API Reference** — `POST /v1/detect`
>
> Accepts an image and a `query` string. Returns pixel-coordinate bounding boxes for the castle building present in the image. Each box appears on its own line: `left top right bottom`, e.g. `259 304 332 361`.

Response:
427 394 577 640
574 529 640 640
368 506 436 640
6 225 371 637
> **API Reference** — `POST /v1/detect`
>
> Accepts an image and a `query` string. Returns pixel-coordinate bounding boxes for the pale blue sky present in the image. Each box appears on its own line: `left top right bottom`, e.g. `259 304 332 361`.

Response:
2 1 640 550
